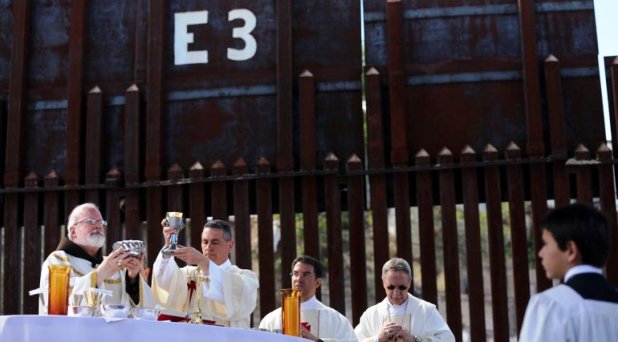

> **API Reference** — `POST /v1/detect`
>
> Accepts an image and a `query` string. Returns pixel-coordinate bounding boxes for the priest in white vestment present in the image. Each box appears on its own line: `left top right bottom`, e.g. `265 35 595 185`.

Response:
39 203 155 314
355 258 454 342
259 255 356 342
520 203 618 341
152 219 258 327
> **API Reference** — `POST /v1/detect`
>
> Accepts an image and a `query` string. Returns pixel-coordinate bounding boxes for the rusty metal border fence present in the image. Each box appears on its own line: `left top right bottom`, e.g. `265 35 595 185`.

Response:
1 2 618 342
1 65 618 340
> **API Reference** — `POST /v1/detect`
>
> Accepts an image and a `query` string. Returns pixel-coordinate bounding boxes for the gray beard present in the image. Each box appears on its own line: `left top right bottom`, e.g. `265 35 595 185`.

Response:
80 233 105 249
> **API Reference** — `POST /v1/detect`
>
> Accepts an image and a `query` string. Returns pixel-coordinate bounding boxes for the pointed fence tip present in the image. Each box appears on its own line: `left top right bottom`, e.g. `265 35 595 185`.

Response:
347 153 362 163
415 148 429 158
460 145 475 154
211 160 226 169
190 161 204 170
256 156 270 166
324 152 339 161
438 147 452 156
506 141 520 150
366 67 379 76
45 169 59 179
483 144 498 153
233 158 247 167
545 54 558 62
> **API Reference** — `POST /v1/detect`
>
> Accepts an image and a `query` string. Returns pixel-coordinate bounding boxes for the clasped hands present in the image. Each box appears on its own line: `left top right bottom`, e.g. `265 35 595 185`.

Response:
379 322 415 342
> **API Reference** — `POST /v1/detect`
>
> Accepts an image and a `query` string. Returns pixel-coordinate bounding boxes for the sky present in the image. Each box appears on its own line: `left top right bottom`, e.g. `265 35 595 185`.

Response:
594 0 618 142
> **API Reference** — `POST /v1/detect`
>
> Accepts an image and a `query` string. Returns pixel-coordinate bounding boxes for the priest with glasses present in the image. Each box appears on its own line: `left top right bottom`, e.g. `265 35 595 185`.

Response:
355 258 454 342
39 203 154 313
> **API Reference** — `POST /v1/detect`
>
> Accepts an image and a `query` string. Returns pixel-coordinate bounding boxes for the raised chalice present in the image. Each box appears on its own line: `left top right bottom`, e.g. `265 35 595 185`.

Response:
162 212 184 256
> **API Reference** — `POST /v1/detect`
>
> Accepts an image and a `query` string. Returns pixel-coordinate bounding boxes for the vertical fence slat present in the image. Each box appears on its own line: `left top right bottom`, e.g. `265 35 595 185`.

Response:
167 164 184 211
5 0 29 189
105 169 122 252
386 0 412 266
64 0 87 212
393 173 412 264
3 195 19 314
347 154 367 325
85 86 103 204
460 146 486 342
505 142 530 332
597 144 618 285
278 177 296 289
324 153 345 314
366 68 389 301
23 172 39 314
517 0 544 157
43 171 60 257
574 145 593 204
146 188 163 273
124 84 142 244
233 159 251 270
3 0 30 314
276 0 293 168
189 162 205 246
544 55 570 206
529 162 550 292
167 164 185 245
276 0 295 291
144 0 165 269
416 149 437 305
256 157 275 317
519 0 551 293
145 0 164 182
210 161 227 220
300 70 319 261
483 145 509 342
437 148 462 341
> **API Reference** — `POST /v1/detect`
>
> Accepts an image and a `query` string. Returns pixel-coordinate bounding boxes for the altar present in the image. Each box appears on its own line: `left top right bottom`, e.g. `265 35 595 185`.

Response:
0 315 307 342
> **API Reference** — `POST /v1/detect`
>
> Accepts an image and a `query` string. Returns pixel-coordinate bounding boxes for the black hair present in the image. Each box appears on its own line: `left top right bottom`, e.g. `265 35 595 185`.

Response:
292 255 324 278
203 219 233 241
540 203 610 267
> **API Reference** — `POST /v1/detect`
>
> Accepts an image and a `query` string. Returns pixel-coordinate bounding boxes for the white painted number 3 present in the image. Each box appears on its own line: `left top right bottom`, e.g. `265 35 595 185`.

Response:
228 9 257 61
174 9 257 65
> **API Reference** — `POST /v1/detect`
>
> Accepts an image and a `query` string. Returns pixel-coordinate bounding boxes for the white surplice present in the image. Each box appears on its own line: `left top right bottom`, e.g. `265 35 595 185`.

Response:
258 296 357 342
519 284 618 341
355 294 455 342
39 250 155 314
152 253 258 327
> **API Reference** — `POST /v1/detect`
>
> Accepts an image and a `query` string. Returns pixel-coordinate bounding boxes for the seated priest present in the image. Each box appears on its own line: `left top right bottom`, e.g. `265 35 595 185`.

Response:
355 257 455 342
259 255 357 341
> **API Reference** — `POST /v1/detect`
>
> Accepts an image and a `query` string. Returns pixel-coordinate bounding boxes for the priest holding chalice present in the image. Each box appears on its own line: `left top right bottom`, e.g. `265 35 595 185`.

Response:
152 216 258 327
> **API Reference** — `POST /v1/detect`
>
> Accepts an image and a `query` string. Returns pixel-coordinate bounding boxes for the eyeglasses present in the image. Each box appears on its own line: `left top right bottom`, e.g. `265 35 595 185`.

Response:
290 271 315 278
74 218 108 228
386 285 408 291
